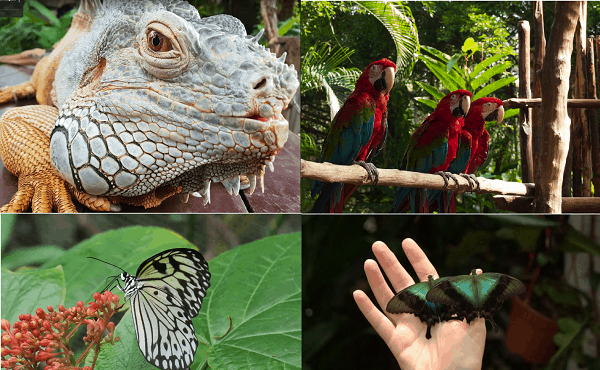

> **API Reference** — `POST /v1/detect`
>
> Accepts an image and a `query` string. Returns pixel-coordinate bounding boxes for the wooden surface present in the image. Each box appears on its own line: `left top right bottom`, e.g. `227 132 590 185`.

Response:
535 2 581 213
532 1 545 179
503 98 600 109
0 64 300 213
518 20 533 183
301 159 536 197
494 195 600 213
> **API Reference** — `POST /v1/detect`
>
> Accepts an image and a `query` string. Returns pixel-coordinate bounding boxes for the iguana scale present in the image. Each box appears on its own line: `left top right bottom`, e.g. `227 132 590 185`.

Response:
0 0 299 212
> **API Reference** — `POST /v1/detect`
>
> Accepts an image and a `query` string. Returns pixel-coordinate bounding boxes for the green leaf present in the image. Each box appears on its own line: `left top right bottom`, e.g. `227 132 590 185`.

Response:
419 55 460 91
473 76 517 100
1 266 66 325
414 81 445 100
559 224 600 258
420 45 452 63
446 53 462 74
546 317 589 370
205 233 301 369
278 16 299 37
469 51 510 80
28 0 60 27
414 97 438 110
2 245 66 270
355 1 419 79
41 226 199 308
89 310 156 370
90 233 301 370
486 215 560 227
1 214 16 252
503 108 519 120
461 37 478 53
471 61 511 91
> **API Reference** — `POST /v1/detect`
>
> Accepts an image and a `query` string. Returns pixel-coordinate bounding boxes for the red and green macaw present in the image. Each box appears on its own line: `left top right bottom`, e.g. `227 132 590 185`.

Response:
392 89 472 213
429 97 505 212
311 59 396 213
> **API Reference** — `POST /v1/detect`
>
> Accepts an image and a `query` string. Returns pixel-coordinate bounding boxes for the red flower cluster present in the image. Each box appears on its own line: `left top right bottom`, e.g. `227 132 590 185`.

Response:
1 291 121 370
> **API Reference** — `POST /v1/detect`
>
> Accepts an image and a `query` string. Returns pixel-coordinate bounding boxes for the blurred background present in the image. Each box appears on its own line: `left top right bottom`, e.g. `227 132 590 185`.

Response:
1 214 300 268
302 215 600 370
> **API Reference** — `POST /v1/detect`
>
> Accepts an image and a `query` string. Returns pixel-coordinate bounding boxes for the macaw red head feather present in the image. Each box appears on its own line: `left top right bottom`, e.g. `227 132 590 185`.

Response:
465 97 504 129
354 58 397 96
433 89 472 120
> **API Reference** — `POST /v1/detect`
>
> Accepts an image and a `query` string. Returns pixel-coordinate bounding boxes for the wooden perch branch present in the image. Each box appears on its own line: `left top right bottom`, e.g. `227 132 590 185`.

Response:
494 196 600 213
301 159 535 196
503 98 600 109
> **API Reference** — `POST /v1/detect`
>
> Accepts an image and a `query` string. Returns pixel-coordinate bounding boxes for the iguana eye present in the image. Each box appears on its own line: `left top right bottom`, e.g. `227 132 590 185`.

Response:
147 30 172 52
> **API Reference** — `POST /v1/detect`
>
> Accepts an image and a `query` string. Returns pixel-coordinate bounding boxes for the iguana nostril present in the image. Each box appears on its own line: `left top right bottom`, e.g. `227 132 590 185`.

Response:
254 78 267 90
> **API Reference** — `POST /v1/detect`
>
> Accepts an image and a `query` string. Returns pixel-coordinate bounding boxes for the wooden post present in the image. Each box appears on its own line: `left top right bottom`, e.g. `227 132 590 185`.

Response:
534 2 581 213
518 21 534 183
590 37 600 195
532 1 545 177
573 2 590 196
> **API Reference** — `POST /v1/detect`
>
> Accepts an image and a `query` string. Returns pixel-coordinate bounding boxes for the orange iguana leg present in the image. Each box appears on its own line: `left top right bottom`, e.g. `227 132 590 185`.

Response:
0 105 119 212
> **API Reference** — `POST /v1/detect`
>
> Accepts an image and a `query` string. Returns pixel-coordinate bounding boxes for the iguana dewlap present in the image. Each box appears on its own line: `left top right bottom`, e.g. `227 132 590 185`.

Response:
0 0 298 212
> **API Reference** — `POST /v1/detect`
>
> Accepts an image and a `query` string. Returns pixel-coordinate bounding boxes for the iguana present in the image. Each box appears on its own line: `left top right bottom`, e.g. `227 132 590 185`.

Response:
0 0 299 212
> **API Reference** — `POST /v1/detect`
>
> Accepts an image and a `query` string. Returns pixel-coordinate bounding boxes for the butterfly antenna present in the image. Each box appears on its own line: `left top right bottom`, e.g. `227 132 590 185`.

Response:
101 275 119 293
88 257 126 272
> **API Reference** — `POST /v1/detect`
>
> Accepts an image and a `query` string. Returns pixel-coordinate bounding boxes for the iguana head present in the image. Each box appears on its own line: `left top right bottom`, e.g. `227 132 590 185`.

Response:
49 0 299 203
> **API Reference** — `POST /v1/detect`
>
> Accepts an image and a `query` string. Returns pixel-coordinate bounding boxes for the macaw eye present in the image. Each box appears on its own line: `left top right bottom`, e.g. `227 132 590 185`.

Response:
147 30 173 52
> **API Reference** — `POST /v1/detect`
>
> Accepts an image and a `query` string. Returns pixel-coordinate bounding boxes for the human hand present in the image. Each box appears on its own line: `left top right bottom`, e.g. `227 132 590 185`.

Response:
353 239 486 370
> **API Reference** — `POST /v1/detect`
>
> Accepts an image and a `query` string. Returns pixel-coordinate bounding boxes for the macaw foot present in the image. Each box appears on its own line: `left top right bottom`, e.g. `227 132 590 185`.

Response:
433 171 460 189
459 173 480 192
353 161 379 185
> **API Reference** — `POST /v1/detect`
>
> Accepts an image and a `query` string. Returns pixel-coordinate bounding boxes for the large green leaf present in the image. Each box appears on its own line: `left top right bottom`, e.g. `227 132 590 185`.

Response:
204 232 301 369
355 1 419 79
40 226 199 308
414 97 438 110
1 266 65 325
414 81 445 100
2 245 65 270
419 55 460 91
89 232 301 370
471 61 511 91
473 76 517 100
1 214 16 252
469 52 509 80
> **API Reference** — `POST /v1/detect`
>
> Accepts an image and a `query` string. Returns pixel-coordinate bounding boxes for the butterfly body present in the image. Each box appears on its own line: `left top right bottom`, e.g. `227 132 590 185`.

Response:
102 248 211 370
426 270 525 332
386 276 460 339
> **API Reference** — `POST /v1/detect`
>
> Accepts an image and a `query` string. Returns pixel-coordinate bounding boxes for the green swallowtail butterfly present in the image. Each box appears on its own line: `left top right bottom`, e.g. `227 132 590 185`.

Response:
386 275 463 339
425 269 526 332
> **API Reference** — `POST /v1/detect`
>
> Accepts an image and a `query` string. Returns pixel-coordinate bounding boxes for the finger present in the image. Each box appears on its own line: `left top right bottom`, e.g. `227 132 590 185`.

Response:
364 259 396 311
353 290 396 344
402 238 438 282
372 241 414 293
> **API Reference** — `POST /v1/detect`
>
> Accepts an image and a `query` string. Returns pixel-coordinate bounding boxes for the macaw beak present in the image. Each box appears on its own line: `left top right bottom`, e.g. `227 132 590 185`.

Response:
374 67 396 95
452 95 471 118
485 105 505 124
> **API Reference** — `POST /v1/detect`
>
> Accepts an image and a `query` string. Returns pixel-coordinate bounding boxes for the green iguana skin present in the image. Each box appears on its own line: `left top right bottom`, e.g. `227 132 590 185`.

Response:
1 0 298 210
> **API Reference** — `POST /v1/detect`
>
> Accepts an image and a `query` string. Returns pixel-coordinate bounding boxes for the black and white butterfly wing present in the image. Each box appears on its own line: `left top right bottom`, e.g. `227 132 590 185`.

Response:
135 248 211 317
128 248 211 370
130 284 198 370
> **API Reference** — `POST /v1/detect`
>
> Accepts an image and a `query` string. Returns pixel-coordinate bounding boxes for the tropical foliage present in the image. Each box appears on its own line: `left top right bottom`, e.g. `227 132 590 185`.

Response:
301 1 600 213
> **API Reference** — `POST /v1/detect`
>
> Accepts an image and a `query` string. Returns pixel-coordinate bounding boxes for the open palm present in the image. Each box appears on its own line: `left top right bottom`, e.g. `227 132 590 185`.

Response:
353 239 486 370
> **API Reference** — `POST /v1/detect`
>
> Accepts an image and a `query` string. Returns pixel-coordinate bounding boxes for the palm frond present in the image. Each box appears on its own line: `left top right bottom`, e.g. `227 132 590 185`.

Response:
355 1 419 79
